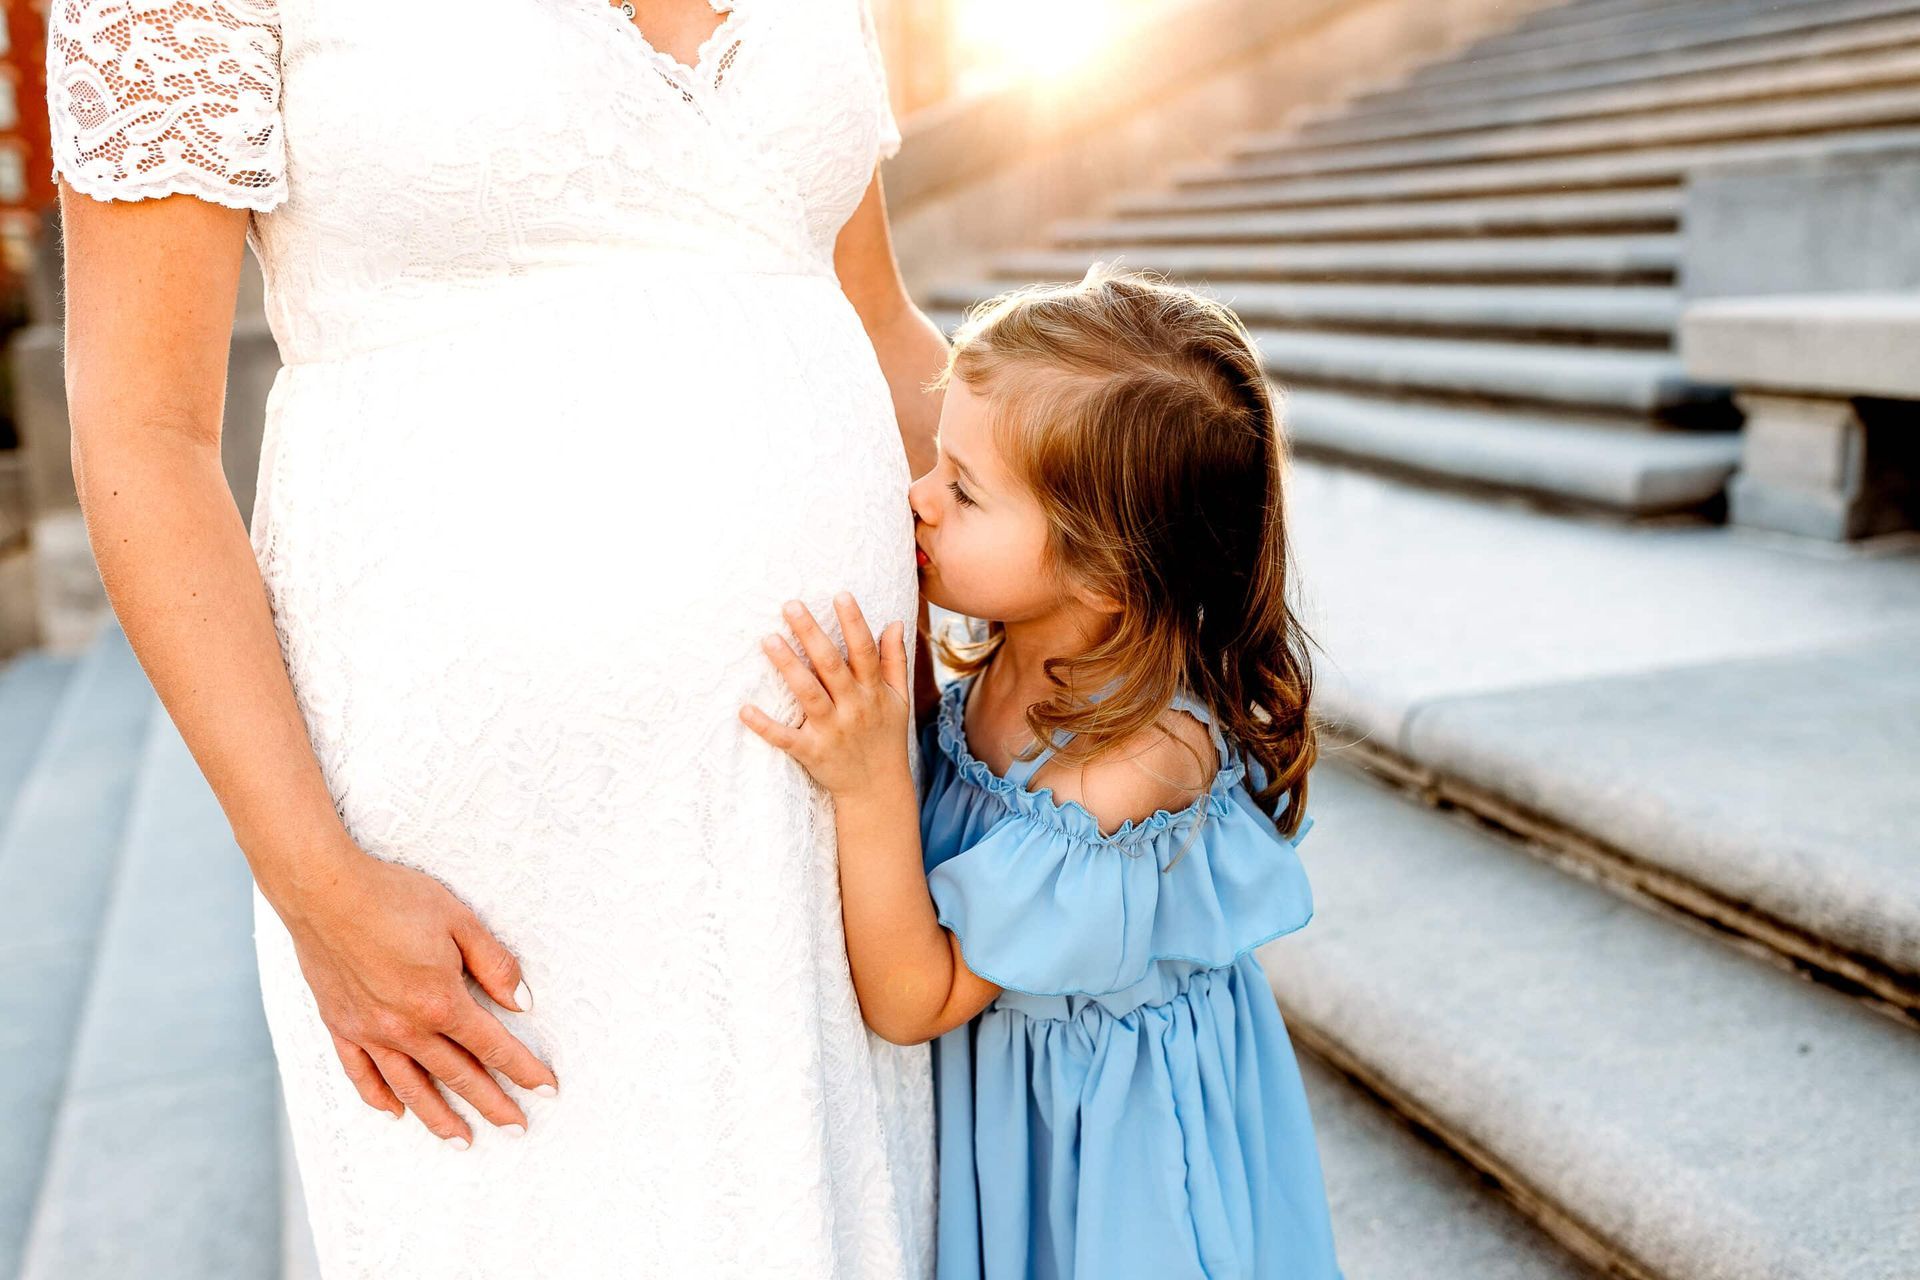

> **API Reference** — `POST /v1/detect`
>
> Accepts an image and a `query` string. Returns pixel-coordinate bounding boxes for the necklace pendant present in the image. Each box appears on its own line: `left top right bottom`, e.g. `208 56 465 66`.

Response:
618 0 635 15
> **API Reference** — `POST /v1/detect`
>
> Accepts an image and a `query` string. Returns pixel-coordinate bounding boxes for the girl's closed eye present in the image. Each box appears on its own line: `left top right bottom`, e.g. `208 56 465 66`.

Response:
947 480 976 508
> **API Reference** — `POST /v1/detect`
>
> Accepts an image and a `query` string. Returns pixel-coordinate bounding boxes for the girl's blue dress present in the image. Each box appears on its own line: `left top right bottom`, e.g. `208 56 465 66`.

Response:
918 672 1345 1280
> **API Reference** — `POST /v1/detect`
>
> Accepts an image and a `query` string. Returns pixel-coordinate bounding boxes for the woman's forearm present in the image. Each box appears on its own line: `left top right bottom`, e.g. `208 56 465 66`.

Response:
868 303 948 717
74 425 360 915
872 302 947 482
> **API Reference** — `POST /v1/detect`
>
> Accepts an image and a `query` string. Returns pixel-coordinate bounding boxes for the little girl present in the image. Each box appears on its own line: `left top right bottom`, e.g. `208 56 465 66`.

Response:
740 265 1343 1280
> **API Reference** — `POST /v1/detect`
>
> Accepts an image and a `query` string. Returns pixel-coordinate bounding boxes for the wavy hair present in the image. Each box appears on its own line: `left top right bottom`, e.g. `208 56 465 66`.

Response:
926 263 1319 841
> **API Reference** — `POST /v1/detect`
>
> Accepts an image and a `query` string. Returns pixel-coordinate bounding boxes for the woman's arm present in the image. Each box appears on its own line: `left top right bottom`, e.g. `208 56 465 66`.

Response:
834 167 950 723
834 168 948 479
57 184 557 1144
741 596 999 1046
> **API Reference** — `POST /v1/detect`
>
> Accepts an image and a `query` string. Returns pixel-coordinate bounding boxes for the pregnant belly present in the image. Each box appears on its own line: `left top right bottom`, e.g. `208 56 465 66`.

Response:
250 278 919 897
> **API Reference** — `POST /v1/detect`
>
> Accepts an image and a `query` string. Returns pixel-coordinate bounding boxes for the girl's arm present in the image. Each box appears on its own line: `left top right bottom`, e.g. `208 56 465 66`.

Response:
832 767 1003 1045
740 595 1000 1045
832 168 950 725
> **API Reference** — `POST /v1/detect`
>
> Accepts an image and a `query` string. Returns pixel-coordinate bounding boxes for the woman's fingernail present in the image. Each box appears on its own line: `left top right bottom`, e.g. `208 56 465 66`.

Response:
534 1082 559 1098
446 1135 470 1151
501 1123 526 1138
388 1106 405 1121
514 980 533 1012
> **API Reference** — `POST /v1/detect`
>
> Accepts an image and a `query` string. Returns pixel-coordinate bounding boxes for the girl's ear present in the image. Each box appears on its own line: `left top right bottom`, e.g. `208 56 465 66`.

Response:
1069 579 1125 617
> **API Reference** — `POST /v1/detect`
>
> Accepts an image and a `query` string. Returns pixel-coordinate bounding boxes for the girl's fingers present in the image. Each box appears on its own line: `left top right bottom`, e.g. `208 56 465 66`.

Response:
761 631 834 721
739 702 799 750
879 620 910 702
834 592 880 682
781 600 852 699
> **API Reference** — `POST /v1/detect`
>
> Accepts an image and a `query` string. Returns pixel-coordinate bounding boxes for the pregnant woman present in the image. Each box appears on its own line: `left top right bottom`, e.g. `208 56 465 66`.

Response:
46 0 946 1274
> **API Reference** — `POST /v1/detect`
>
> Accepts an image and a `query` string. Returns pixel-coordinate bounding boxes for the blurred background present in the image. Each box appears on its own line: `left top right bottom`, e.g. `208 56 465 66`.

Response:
2 0 1917 1276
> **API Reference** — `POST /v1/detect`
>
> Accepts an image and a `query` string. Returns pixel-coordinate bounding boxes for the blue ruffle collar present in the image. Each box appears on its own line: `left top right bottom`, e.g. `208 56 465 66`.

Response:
932 672 1264 849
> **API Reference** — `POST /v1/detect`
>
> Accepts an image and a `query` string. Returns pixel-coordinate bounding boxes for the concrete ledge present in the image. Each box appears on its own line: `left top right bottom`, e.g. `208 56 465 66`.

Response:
1680 293 1920 400
1261 761 1920 1280
1402 630 1920 1006
1300 1055 1593 1279
1680 293 1920 538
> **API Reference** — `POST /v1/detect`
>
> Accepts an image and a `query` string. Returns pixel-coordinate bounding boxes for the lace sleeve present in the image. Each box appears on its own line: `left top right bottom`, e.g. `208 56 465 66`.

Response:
45 0 289 212
856 0 903 163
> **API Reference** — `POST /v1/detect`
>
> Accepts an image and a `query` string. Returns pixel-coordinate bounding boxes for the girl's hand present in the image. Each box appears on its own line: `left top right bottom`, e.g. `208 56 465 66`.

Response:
741 593 912 799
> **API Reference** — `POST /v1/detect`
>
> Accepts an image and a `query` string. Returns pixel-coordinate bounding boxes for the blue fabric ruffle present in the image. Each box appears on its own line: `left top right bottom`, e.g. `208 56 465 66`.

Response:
918 673 1343 1279
923 672 1315 1001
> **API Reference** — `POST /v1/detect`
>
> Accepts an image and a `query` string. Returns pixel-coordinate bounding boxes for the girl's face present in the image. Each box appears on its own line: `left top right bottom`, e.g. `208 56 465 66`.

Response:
908 378 1059 622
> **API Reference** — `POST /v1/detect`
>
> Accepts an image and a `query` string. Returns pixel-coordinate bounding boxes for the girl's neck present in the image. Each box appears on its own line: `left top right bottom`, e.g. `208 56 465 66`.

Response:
988 615 1099 708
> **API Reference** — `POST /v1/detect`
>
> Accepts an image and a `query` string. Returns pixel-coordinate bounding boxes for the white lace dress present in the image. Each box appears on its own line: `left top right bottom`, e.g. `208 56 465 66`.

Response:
45 1 935 1275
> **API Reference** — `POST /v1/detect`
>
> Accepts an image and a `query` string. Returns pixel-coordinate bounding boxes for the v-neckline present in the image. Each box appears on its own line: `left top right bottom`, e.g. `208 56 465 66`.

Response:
605 0 746 85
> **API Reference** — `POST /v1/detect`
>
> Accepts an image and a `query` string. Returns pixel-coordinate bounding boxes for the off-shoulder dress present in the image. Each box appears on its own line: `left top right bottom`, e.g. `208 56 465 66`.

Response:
918 671 1344 1280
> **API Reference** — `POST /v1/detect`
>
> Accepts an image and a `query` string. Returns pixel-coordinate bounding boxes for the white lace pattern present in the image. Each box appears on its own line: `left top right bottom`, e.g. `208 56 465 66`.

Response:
46 1 930 1277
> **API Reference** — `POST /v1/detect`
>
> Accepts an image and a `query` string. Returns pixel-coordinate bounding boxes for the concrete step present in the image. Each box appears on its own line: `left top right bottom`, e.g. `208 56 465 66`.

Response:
1158 126 1920 209
1058 189 1683 245
1300 1054 1600 1278
1497 0 1763 38
1409 0 1920 93
1230 83 1920 181
1283 389 1740 514
1328 3 1920 128
20 709 281 1280
1370 627 1920 1018
1253 331 1712 417
1297 18 1920 153
0 624 158 1277
1259 760 1920 1280
929 299 1712 416
1284 458 1920 1014
1485 0 1734 37
985 236 1679 285
926 279 1680 343
0 651 79 835
932 300 1711 415
1457 0 1867 66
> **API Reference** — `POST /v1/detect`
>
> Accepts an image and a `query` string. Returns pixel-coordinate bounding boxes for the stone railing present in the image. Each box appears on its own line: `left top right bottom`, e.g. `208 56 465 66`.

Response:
1678 147 1920 542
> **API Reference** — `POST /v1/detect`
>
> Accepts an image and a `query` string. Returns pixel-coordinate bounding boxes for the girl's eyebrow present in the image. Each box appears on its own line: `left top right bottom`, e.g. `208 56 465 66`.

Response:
948 450 987 492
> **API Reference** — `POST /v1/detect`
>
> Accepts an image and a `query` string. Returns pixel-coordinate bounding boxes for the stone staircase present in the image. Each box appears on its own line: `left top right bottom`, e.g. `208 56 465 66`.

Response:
1251 462 1920 1279
920 0 1920 517
0 623 314 1278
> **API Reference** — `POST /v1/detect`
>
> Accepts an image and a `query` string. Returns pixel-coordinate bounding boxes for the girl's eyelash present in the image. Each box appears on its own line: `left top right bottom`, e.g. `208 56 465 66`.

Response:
947 480 976 508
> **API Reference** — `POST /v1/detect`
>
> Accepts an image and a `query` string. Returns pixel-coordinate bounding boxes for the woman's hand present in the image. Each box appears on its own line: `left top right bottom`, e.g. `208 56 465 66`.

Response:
278 843 560 1148
740 593 912 799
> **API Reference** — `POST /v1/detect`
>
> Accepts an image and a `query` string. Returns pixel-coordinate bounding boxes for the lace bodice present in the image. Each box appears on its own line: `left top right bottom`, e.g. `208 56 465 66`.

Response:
45 0 904 364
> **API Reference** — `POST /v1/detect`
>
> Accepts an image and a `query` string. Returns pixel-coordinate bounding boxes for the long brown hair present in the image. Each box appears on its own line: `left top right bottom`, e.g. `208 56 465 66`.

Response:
927 263 1319 840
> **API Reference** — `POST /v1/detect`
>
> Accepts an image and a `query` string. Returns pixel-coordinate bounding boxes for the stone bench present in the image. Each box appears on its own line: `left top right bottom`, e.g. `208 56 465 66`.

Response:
1679 292 1920 540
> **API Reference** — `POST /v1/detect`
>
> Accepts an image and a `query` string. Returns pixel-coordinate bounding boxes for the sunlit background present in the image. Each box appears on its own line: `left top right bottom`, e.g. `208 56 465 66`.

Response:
947 0 1169 92
878 0 1177 113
